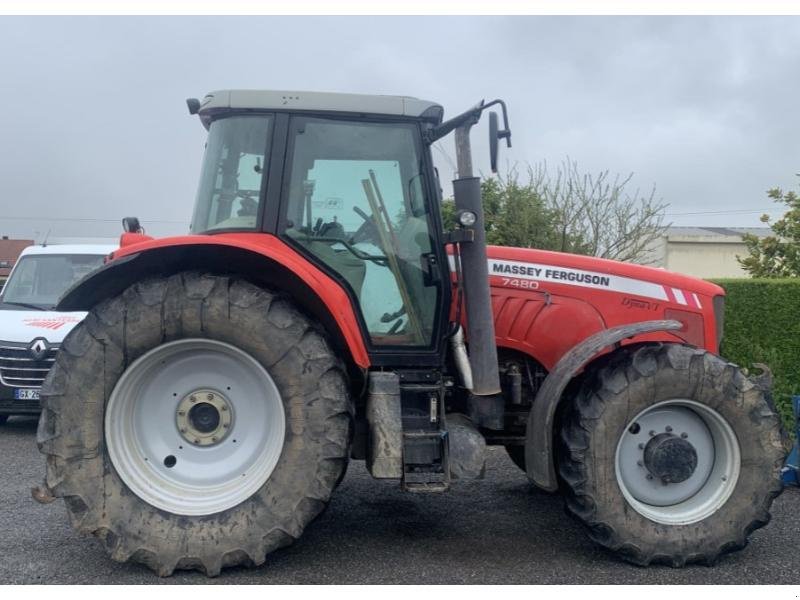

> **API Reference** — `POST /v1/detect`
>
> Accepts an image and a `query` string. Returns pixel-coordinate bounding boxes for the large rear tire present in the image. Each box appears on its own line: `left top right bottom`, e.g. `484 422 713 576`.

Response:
37 272 353 576
558 343 787 566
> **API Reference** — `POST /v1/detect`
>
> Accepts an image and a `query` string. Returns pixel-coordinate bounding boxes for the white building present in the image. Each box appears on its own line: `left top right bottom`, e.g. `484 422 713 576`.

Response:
641 227 772 279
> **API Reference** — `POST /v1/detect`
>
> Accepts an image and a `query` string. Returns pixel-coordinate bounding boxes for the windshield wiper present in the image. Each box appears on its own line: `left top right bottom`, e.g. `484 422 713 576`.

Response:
1 301 48 311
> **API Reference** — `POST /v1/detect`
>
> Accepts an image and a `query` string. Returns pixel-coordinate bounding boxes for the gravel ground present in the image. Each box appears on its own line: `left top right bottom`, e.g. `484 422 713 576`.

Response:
1 415 798 584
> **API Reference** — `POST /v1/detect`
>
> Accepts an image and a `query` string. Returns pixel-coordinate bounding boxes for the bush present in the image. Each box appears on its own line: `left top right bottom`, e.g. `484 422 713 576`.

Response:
712 278 800 430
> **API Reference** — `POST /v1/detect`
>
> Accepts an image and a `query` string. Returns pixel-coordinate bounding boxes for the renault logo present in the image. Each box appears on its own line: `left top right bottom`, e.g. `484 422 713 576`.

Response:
28 338 50 361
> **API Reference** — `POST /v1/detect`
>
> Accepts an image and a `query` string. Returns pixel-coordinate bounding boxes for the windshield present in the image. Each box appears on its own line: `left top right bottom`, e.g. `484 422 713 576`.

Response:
1 254 106 309
191 116 272 233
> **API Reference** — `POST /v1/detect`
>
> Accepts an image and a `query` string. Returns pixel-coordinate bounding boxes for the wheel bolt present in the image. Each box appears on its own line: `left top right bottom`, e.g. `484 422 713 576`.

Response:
207 393 213 401
221 406 227 412
637 460 643 467
223 424 229 429
681 432 688 439
194 439 200 444
211 437 218 442
665 425 673 433
178 411 185 416
722 476 727 482
180 428 187 433
646 474 654 480
190 396 196 403
649 430 656 437
638 443 645 450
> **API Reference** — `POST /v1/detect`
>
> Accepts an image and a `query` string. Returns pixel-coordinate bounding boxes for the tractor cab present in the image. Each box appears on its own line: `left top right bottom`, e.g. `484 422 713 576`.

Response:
190 104 441 347
185 90 507 379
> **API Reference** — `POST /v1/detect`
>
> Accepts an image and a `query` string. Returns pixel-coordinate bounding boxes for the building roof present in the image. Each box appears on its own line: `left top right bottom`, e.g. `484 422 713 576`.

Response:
0 238 34 277
665 226 772 240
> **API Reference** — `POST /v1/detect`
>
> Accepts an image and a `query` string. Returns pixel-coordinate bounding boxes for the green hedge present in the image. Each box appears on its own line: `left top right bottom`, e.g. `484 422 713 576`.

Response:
712 278 800 430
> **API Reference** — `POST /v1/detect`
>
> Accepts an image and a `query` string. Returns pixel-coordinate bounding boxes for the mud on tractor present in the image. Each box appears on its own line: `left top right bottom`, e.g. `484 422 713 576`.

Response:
35 90 787 576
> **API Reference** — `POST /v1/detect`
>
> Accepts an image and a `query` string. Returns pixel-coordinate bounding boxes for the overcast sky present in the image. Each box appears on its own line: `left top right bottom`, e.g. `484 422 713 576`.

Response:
0 16 797 241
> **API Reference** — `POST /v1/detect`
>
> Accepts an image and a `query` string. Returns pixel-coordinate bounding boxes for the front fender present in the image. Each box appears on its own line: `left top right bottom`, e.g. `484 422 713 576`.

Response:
57 235 370 369
525 319 683 491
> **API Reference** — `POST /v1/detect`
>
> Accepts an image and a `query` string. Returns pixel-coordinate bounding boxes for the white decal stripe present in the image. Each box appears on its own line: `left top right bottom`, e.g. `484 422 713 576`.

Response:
693 293 702 309
672 288 688 305
485 258 669 302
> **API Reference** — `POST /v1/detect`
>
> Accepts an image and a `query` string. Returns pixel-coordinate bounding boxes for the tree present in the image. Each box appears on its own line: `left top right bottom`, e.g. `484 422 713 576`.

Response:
527 159 668 262
443 159 669 263
738 180 800 277
441 172 564 250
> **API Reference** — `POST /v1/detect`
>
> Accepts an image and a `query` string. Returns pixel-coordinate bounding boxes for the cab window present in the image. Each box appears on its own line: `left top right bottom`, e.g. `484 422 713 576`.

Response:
191 116 272 233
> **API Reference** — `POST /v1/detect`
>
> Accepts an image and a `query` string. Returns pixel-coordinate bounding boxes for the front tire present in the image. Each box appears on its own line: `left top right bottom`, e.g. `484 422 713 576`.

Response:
37 272 353 576
558 343 787 566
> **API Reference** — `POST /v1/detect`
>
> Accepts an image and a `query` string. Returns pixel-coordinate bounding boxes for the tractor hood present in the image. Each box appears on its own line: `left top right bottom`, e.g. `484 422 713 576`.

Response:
485 245 724 300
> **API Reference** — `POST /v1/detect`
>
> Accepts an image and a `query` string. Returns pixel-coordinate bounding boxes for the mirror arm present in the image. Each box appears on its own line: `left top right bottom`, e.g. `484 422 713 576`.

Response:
424 98 511 147
424 101 485 144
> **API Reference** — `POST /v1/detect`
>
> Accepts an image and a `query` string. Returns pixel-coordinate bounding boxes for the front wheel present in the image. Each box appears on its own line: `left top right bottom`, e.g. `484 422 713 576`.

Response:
37 273 353 576
558 343 787 566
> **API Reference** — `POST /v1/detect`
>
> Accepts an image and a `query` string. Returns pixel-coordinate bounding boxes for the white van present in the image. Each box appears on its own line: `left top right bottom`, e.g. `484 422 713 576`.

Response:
0 244 116 422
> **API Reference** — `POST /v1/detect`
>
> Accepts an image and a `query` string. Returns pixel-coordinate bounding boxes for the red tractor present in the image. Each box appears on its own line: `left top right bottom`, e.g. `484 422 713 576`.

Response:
35 90 786 576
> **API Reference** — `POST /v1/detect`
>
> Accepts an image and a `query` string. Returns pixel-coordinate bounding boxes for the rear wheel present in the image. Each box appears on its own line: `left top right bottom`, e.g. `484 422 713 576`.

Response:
558 343 787 566
37 272 353 576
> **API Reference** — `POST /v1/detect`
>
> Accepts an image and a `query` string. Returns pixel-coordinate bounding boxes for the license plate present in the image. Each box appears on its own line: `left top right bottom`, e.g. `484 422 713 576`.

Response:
14 388 40 401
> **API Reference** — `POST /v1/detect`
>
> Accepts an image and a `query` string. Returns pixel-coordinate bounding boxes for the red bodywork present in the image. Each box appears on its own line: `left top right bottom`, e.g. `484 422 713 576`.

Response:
115 232 371 368
486 245 723 371
115 232 723 373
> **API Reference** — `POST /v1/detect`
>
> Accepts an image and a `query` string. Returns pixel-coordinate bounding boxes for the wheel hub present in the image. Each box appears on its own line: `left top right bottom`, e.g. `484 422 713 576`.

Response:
643 433 698 483
176 389 232 446
615 399 741 525
105 339 286 516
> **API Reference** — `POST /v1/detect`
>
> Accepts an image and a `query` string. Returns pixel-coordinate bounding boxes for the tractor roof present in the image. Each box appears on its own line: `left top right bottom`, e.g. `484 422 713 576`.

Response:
196 89 444 128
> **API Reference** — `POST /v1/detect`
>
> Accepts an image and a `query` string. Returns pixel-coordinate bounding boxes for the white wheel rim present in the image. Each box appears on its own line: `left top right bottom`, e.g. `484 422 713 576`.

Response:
615 399 740 525
105 339 286 516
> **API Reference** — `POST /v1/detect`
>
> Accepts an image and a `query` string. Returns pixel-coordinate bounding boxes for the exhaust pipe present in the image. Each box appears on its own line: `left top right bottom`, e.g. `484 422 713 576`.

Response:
452 124 501 397
450 325 473 390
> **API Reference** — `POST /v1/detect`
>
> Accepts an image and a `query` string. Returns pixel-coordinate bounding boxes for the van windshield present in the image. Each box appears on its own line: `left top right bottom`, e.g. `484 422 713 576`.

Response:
1 254 106 310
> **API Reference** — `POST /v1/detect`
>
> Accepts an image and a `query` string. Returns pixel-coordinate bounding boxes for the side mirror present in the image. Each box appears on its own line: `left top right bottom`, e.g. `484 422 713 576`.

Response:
489 112 499 173
489 108 512 174
122 217 143 234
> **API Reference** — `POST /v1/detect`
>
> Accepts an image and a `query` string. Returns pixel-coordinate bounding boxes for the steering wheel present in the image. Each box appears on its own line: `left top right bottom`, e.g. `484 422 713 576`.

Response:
349 206 381 245
236 190 259 217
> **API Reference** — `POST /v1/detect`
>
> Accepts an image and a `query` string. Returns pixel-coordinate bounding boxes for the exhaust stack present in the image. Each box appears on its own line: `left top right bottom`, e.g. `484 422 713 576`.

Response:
452 117 501 397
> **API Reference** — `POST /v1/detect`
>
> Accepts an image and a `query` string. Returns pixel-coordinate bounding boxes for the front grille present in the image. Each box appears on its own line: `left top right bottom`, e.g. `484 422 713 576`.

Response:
0 341 59 388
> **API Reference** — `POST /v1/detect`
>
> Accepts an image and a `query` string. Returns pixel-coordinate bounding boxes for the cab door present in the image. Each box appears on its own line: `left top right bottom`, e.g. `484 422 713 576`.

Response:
279 115 448 365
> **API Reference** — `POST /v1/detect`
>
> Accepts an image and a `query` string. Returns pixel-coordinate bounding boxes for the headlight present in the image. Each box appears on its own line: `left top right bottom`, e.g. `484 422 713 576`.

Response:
456 210 477 227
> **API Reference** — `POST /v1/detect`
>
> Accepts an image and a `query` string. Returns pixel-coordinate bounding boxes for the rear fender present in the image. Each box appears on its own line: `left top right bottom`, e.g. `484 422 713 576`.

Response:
525 319 682 491
57 238 370 370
